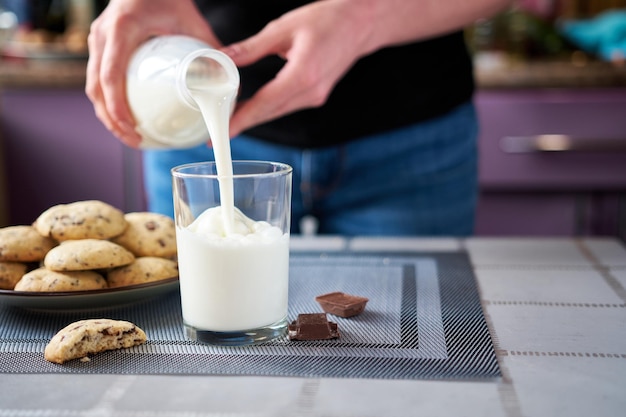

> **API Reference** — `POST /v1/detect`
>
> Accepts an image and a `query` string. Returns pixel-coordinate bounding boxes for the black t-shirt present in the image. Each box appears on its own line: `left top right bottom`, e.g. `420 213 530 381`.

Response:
195 0 474 149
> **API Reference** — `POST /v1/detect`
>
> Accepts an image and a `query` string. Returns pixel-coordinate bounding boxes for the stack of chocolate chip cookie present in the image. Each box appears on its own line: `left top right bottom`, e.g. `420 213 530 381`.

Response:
0 200 179 291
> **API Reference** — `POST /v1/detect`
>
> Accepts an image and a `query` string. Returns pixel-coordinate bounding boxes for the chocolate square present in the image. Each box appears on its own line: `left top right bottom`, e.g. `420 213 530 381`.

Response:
315 292 369 318
287 313 340 340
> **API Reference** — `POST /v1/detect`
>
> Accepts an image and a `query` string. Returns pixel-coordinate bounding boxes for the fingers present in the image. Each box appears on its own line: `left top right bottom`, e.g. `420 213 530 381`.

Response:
225 28 337 137
228 57 331 138
221 2 355 138
98 27 143 146
86 48 138 147
85 33 111 131
220 19 288 67
85 13 145 148
222 23 309 137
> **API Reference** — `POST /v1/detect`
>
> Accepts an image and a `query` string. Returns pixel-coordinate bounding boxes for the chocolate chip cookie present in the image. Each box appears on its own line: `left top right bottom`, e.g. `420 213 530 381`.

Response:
14 267 107 292
44 319 147 364
33 200 128 241
107 256 178 288
0 261 29 290
0 225 57 262
44 239 135 271
111 212 177 258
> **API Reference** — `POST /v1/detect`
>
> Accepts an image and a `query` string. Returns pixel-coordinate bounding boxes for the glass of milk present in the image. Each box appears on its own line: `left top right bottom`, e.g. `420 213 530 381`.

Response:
172 161 292 345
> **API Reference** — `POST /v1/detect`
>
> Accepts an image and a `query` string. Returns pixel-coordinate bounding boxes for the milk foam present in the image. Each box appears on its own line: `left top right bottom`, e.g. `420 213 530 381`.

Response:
187 206 282 240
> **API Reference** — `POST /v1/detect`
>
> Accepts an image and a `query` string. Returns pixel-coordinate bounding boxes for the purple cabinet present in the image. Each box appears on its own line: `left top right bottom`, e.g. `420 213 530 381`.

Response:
0 89 145 226
474 89 626 238
2 86 625 238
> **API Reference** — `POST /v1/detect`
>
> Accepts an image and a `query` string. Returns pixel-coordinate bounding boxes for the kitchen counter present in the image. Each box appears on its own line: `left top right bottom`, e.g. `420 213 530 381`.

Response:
1 56 626 89
1 236 625 417
0 57 87 89
475 58 626 89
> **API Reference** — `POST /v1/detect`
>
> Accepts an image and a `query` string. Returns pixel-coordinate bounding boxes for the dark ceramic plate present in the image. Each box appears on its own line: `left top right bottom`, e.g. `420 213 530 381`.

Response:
0 278 179 311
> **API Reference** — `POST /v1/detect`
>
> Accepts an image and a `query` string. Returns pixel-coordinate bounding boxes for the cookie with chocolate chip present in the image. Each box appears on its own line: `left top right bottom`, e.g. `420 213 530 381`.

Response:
14 267 107 292
0 225 57 262
44 319 147 364
44 239 135 272
107 256 178 288
0 261 29 290
33 200 127 241
111 212 177 258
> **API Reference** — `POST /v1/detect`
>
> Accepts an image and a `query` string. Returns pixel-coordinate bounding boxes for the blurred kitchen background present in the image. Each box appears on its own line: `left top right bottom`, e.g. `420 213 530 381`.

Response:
0 0 625 241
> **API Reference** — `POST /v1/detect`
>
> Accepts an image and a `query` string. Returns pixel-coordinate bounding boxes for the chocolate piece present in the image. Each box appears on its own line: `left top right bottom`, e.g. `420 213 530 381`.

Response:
288 313 340 340
315 291 369 318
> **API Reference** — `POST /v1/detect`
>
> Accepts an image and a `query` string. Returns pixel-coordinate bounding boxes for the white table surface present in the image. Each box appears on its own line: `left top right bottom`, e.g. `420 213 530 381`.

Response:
1 236 625 417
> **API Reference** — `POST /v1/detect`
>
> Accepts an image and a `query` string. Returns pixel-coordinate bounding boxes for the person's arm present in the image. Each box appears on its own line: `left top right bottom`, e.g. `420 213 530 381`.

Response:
223 0 512 138
85 0 219 147
358 0 513 53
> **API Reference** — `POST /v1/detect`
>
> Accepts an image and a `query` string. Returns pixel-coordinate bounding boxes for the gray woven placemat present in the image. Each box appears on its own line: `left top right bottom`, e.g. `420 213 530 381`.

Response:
0 252 500 380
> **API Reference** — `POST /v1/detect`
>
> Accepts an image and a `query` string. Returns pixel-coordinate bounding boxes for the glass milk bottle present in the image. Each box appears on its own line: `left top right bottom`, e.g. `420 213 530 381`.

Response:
126 35 240 149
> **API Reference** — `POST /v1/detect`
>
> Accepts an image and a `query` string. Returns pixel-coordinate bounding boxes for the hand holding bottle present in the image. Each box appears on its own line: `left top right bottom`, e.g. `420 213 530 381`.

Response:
85 0 220 148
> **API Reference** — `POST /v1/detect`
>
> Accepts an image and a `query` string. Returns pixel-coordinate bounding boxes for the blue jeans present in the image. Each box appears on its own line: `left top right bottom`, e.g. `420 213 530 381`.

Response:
143 101 478 236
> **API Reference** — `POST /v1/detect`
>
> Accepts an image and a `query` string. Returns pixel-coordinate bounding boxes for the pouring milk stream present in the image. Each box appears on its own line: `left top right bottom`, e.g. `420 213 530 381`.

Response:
188 81 237 235
127 35 239 233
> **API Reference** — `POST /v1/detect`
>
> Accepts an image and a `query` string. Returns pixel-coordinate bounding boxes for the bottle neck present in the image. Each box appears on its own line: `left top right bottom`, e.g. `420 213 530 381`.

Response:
175 48 240 110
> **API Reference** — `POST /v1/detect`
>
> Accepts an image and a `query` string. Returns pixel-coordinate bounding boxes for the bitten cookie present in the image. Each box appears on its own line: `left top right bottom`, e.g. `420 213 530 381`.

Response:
14 268 107 292
107 256 179 288
111 212 177 258
44 319 147 364
0 225 57 262
0 261 29 290
33 200 128 241
44 239 135 271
